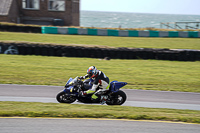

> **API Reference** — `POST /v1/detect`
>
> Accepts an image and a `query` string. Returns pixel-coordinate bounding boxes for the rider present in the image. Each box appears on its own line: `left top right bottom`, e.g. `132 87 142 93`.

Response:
79 66 110 101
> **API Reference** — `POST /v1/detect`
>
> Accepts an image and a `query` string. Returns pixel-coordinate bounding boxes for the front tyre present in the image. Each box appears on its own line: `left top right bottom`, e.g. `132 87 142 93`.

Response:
56 91 76 103
106 90 127 105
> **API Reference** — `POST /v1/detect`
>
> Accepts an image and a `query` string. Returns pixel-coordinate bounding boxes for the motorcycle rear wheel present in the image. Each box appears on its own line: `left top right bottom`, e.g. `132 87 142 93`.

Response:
106 90 127 105
56 91 76 103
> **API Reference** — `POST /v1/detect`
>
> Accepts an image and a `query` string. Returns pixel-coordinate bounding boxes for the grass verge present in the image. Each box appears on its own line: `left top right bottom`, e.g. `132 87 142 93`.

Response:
0 31 200 50
0 54 200 92
1 28 199 124
0 101 200 124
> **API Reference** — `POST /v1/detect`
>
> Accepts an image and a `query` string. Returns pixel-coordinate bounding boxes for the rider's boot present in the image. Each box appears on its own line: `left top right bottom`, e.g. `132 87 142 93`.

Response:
100 95 108 105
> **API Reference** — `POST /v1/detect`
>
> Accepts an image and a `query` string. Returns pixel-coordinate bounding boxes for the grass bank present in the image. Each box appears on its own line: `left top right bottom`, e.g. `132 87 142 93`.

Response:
0 31 200 50
0 101 200 124
0 54 200 92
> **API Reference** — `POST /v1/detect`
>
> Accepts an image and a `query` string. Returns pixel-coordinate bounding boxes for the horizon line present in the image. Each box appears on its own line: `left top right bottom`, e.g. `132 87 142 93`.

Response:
81 10 200 16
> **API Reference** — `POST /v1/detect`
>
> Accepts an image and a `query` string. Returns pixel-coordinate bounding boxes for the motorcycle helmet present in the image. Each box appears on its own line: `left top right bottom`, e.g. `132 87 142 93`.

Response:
87 66 98 78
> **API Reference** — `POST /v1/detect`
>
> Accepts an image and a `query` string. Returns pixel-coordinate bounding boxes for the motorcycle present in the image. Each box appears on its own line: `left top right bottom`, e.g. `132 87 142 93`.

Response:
56 76 127 105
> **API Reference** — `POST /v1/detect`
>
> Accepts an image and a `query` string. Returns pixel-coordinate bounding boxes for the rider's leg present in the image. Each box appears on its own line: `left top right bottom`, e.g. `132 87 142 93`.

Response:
92 81 110 102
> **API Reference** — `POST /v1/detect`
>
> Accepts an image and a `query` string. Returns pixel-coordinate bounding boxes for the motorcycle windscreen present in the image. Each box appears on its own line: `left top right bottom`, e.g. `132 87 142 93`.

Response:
65 78 73 86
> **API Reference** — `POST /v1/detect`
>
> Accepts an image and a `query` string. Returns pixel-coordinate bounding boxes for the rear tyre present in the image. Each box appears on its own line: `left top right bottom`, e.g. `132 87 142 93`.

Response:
106 90 127 105
56 91 76 103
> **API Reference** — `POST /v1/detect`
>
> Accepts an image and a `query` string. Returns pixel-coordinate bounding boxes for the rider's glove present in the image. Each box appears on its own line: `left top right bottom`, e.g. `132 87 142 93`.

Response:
79 76 85 79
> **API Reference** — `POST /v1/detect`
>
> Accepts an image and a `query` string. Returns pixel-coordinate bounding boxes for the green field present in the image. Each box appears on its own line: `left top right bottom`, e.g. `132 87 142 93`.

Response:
1 31 199 92
0 31 200 49
0 54 200 92
0 101 200 124
1 31 200 123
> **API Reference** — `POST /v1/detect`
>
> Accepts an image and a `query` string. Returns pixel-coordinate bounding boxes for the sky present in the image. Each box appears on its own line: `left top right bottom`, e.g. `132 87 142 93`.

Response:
81 0 200 15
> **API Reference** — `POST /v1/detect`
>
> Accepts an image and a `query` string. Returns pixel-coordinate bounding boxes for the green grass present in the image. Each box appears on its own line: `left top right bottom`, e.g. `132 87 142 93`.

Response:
0 31 200 50
0 54 200 92
1 29 200 123
0 101 200 124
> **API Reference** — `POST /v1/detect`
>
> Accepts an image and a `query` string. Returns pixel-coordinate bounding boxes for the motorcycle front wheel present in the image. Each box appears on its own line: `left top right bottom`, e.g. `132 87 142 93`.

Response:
106 90 127 105
56 91 76 103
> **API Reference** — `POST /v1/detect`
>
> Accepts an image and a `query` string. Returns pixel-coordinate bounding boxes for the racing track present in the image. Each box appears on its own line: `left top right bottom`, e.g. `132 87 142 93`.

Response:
0 84 200 133
1 118 200 133
0 84 200 110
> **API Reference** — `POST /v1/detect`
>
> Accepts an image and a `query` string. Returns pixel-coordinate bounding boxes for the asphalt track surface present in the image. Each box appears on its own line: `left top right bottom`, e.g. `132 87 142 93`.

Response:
0 84 200 110
0 84 200 132
0 118 200 133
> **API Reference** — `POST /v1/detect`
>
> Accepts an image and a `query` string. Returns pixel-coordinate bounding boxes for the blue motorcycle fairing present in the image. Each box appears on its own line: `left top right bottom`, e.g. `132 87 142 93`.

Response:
110 81 127 92
63 77 127 95
64 86 74 93
64 78 75 94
